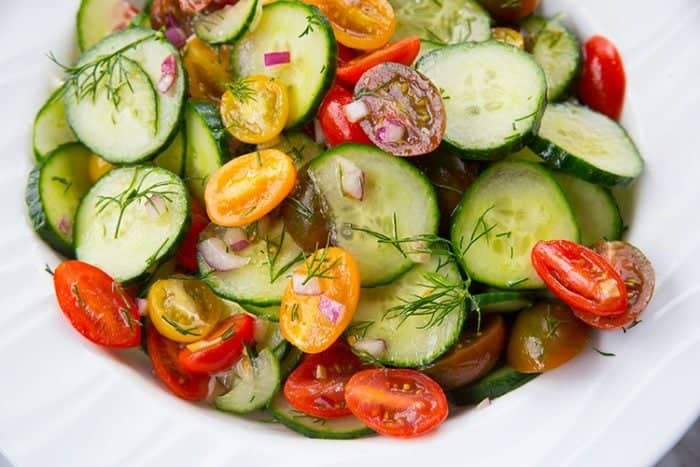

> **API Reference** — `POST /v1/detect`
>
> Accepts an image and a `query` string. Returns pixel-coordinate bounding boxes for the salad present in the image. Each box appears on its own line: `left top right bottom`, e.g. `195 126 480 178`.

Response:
26 0 655 439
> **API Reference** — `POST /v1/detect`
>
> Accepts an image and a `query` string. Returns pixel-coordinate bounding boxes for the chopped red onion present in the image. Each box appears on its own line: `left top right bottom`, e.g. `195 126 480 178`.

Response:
57 216 71 236
165 13 178 28
198 238 250 271
222 227 249 251
337 156 365 201
405 240 431 263
318 295 344 324
375 119 405 143
351 338 386 358
343 100 369 123
165 27 187 49
135 298 148 317
157 54 177 94
264 51 291 67
144 194 166 219
292 273 322 296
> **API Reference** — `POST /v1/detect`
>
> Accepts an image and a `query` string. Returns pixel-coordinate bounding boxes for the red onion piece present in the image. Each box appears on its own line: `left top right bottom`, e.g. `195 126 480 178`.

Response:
292 273 322 296
135 298 148 317
198 238 250 271
337 156 365 201
343 100 369 123
165 27 187 49
264 51 291 67
222 227 249 251
57 216 71 236
375 119 405 143
318 295 345 324
157 54 177 93
351 338 386 358
144 194 166 219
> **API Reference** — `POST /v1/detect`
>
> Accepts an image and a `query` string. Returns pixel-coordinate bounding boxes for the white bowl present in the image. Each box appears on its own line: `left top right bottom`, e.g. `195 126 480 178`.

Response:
1 0 698 466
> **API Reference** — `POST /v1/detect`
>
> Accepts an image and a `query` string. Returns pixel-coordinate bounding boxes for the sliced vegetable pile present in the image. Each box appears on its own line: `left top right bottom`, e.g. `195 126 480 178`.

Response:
28 0 655 439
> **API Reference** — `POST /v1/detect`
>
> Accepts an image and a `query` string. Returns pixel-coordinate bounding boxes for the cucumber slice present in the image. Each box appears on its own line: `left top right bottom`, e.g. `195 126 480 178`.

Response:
529 103 644 187
417 41 546 160
279 346 303 379
199 219 304 305
77 0 137 51
255 319 285 353
215 348 280 414
307 144 439 287
413 39 442 66
259 132 324 168
184 100 227 202
65 28 186 164
504 146 542 163
272 340 288 360
349 255 465 367
194 0 261 44
552 172 622 246
25 143 92 257
472 291 533 313
451 161 579 289
391 0 491 44
75 166 190 282
154 128 186 176
232 1 336 128
531 20 581 101
269 393 373 439
448 366 539 406
33 85 77 161
242 303 281 321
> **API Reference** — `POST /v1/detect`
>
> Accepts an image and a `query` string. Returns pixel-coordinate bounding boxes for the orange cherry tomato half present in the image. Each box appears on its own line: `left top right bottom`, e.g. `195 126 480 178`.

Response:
279 247 360 353
53 260 141 348
284 341 367 418
179 313 255 374
531 240 628 317
336 36 421 86
146 322 211 401
204 149 297 227
304 0 396 50
175 197 210 272
345 368 448 438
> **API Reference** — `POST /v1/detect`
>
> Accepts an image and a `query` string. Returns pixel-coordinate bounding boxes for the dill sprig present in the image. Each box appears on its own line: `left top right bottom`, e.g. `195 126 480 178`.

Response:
50 31 160 109
301 241 341 285
298 15 323 38
264 226 304 283
592 347 616 357
94 168 179 239
345 320 374 339
161 315 201 337
226 78 257 104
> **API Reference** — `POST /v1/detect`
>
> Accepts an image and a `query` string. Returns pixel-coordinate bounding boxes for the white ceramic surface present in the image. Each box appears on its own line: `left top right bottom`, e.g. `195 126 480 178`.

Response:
1 1 699 466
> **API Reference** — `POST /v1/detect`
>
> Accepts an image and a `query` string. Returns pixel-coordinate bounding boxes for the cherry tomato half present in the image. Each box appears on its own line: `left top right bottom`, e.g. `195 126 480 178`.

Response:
507 302 590 373
281 167 333 252
151 0 194 35
336 36 421 86
317 84 372 147
284 341 367 418
182 37 233 105
477 0 540 22
146 322 210 400
179 0 213 14
88 154 114 183
578 35 626 120
179 313 255 374
147 278 223 343
345 369 448 438
531 240 628 316
423 315 506 390
574 241 655 330
304 0 396 50
53 261 141 348
175 197 210 272
280 247 361 353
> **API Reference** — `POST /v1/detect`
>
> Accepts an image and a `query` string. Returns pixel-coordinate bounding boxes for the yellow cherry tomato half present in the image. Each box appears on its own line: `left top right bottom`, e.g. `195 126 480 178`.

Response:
183 37 233 105
204 149 297 227
304 0 396 50
147 278 223 343
220 76 289 144
280 247 361 353
491 27 525 50
88 154 114 182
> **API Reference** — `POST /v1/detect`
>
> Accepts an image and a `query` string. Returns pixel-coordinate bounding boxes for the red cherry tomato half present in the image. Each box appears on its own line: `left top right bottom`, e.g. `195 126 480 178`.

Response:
53 260 141 348
345 368 448 438
578 35 626 120
531 240 628 317
175 197 210 272
284 341 367 418
337 44 359 67
178 314 255 374
318 84 372 147
146 323 210 401
179 0 213 14
336 36 421 86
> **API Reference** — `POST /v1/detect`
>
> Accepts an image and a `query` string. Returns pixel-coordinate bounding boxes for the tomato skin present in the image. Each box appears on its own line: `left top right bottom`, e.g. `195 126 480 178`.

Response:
151 0 194 35
336 37 421 86
318 84 372 146
284 341 367 418
578 35 626 120
337 44 358 67
281 167 333 253
477 0 540 22
345 369 448 438
146 323 210 401
178 314 255 374
182 37 233 105
175 197 210 272
531 240 628 316
573 241 655 330
507 302 590 373
53 261 141 348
